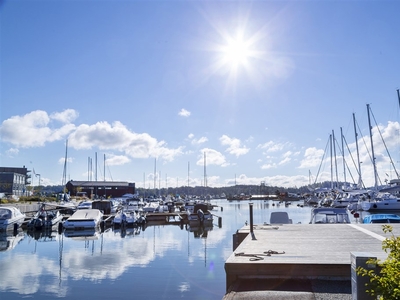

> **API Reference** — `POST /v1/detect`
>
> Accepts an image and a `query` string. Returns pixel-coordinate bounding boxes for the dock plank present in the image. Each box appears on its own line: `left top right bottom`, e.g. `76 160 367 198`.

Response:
225 223 399 290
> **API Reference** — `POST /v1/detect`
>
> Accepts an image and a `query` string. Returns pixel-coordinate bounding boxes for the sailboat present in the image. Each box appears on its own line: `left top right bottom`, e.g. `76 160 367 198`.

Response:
360 103 400 211
56 140 76 214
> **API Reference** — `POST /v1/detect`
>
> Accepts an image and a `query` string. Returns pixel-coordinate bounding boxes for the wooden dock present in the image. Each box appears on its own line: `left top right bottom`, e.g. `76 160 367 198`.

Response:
225 223 399 295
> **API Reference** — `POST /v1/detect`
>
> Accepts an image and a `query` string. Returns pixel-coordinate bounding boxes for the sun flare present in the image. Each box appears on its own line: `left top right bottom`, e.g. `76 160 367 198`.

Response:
222 36 251 67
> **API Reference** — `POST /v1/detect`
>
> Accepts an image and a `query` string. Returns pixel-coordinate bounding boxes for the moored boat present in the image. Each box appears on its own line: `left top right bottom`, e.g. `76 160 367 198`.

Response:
62 209 104 230
27 205 64 230
363 214 400 224
188 203 213 225
361 193 400 211
0 206 26 231
309 207 351 224
113 209 138 227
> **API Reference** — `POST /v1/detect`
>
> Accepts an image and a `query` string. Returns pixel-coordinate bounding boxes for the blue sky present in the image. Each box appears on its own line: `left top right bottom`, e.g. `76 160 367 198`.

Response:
1 0 400 190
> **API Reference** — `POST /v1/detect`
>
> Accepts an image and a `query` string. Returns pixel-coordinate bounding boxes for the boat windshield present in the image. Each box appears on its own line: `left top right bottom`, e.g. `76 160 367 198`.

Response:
371 219 400 223
0 209 12 220
314 213 349 224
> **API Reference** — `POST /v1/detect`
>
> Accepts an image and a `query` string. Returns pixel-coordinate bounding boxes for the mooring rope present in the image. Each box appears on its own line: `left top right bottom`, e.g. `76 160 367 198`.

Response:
234 250 285 261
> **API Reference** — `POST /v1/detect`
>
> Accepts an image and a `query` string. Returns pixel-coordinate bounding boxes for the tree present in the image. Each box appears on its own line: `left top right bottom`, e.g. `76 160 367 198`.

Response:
357 225 400 299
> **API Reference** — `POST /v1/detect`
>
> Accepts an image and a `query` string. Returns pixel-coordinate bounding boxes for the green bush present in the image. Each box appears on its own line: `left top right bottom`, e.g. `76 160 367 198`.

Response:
357 225 400 299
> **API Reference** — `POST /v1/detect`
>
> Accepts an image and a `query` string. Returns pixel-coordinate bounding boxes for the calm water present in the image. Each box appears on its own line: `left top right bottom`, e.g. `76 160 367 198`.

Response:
0 200 382 300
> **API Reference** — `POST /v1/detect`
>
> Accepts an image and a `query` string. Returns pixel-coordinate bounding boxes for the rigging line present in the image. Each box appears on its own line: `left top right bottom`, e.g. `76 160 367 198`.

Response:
106 160 113 181
356 118 375 173
334 136 357 186
313 135 330 186
369 108 400 179
342 135 363 187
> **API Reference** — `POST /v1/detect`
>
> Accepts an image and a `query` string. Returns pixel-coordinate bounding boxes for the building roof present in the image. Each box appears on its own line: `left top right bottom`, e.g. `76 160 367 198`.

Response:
67 180 134 187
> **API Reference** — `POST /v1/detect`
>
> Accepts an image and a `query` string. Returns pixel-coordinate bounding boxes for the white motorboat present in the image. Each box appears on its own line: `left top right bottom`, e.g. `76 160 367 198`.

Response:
27 205 64 230
142 201 159 213
309 207 351 224
188 203 213 224
113 209 138 227
0 206 26 231
62 209 104 230
331 190 369 208
361 193 400 211
363 214 400 224
77 201 93 210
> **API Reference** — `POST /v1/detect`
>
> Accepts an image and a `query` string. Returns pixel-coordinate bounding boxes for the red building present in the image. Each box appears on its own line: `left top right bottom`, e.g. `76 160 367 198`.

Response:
65 180 135 199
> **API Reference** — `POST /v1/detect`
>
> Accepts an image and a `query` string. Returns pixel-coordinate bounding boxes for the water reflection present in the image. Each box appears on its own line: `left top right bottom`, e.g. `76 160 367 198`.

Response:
0 230 24 252
1 199 399 299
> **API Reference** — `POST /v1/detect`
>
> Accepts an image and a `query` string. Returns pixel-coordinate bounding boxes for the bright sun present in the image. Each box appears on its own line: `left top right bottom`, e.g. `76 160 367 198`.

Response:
223 36 251 67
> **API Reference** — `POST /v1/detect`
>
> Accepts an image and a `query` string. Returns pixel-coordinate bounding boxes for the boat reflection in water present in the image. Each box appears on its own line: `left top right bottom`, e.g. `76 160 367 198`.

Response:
27 228 58 241
0 230 25 252
63 228 101 240
188 223 213 239
0 199 282 300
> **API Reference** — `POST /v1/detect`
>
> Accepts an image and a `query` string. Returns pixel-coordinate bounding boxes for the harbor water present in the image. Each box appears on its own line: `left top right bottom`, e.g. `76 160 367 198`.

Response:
0 199 385 300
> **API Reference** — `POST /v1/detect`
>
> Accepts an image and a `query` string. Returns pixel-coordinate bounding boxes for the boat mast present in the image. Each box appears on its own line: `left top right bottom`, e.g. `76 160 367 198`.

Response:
353 113 363 188
367 104 378 190
62 139 68 189
397 89 400 109
332 130 339 189
340 127 347 186
330 133 333 190
154 158 157 196
204 152 207 198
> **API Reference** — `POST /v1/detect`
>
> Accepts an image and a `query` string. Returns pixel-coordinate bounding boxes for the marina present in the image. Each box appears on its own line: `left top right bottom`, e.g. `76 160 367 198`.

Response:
0 198 399 299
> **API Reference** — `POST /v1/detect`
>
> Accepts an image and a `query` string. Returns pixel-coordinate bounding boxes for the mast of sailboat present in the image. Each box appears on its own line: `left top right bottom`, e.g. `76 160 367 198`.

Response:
95 152 98 197
143 172 146 199
187 161 190 198
329 134 333 190
154 158 157 195
62 139 68 189
340 127 347 185
353 113 363 188
397 89 400 109
367 104 378 190
332 130 339 189
204 152 207 198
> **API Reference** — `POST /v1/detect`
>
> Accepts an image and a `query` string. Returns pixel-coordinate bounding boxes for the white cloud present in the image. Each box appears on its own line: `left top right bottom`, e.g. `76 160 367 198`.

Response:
105 154 131 166
0 110 76 147
257 141 288 153
279 157 291 165
191 136 208 145
178 108 191 117
219 135 249 157
0 110 184 164
50 109 79 123
5 148 19 157
197 148 229 167
298 147 325 169
261 163 277 169
68 121 184 162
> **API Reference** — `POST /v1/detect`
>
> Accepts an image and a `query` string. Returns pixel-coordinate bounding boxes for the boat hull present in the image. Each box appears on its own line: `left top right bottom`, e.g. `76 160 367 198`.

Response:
0 207 26 232
62 209 103 230
361 200 400 211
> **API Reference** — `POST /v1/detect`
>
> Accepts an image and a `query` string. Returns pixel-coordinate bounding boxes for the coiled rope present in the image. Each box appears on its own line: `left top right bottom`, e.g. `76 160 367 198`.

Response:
234 250 285 261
